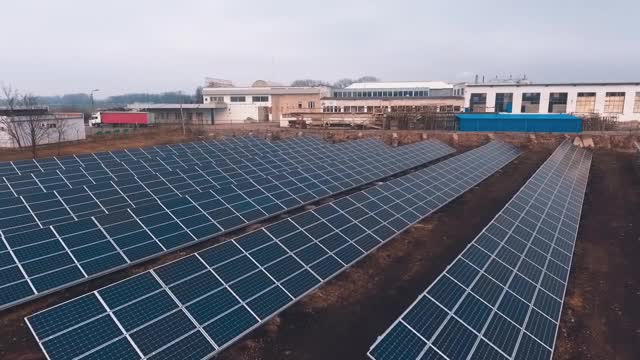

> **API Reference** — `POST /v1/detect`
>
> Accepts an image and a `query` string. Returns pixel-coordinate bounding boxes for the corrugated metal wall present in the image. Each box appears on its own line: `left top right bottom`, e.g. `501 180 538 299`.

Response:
456 114 582 133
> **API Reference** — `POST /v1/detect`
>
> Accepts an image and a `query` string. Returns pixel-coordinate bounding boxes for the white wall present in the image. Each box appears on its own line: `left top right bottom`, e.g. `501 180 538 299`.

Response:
0 117 85 148
209 95 272 124
464 84 640 121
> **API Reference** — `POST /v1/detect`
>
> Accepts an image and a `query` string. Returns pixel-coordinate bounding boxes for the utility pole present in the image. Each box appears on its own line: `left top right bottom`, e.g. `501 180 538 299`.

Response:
90 89 100 114
180 102 185 137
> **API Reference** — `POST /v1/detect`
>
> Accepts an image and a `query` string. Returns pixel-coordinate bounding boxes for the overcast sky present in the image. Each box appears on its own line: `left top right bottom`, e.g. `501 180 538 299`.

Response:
1 0 638 97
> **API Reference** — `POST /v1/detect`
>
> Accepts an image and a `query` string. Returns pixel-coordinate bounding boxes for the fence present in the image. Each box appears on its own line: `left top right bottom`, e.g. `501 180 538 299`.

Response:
380 112 458 131
578 113 620 131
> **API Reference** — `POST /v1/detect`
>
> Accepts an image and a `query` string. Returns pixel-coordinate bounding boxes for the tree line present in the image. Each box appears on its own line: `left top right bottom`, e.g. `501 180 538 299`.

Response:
290 76 380 88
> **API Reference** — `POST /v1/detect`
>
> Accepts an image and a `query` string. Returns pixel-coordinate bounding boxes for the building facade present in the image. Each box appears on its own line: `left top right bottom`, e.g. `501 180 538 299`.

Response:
321 81 464 114
126 104 224 125
464 82 640 122
0 112 85 148
202 85 328 123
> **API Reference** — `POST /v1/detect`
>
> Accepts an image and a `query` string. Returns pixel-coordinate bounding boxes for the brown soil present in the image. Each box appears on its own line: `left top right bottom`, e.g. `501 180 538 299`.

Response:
1 146 638 360
0 127 199 162
554 152 640 360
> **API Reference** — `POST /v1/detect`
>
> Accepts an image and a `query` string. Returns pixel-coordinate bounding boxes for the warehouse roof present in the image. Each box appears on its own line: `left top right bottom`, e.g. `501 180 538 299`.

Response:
345 81 454 90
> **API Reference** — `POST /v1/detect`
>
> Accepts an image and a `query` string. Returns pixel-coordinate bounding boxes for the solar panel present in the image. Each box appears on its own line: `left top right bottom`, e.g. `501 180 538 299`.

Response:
0 140 454 310
368 140 591 360
0 136 384 197
26 141 520 360
0 138 435 233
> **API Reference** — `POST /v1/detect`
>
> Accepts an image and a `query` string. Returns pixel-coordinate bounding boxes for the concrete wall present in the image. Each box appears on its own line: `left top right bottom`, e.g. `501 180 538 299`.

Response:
465 84 640 121
149 109 215 125
271 94 322 121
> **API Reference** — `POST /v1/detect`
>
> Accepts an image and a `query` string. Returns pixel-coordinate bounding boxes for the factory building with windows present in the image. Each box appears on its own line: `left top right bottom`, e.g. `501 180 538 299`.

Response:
321 81 465 114
464 82 640 122
202 81 329 124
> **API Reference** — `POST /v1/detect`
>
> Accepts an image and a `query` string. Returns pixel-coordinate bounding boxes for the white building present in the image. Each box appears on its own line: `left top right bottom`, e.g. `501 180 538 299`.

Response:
464 82 640 122
0 112 85 148
322 81 465 114
332 81 464 98
202 82 330 124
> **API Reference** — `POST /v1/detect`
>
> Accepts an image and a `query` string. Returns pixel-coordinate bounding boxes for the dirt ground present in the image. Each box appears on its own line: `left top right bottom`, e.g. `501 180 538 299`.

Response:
0 127 200 162
554 152 640 360
0 144 638 360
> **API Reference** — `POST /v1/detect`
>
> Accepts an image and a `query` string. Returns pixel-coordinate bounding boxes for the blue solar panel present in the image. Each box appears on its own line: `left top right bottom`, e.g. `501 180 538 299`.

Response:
1 138 457 310
27 141 520 360
369 141 591 360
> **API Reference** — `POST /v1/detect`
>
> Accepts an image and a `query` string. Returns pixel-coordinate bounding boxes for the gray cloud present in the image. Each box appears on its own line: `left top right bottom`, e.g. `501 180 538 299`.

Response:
1 0 638 97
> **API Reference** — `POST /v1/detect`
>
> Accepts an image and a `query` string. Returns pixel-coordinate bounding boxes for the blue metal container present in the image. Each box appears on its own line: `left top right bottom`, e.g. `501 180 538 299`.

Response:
456 113 582 133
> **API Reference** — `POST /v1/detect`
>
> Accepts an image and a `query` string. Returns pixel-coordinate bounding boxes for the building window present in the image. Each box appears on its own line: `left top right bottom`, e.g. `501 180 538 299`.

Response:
209 96 223 102
252 96 269 102
230 96 246 102
470 93 487 112
521 93 541 113
548 92 568 113
604 92 625 113
48 123 57 128
576 92 596 113
298 102 303 109
634 92 640 113
495 93 513 113
308 101 315 109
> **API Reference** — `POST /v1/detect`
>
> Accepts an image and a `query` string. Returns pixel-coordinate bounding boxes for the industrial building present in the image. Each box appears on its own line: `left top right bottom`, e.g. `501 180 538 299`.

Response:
0 109 85 148
277 81 466 129
126 103 224 125
202 80 329 124
321 81 465 113
464 82 640 122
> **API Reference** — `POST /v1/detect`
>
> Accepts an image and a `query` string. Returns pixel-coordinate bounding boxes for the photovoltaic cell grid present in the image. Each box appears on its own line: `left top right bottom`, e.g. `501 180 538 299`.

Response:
0 136 290 177
0 137 420 235
0 136 278 187
26 141 520 360
0 136 389 202
0 140 455 310
0 137 384 210
368 141 591 360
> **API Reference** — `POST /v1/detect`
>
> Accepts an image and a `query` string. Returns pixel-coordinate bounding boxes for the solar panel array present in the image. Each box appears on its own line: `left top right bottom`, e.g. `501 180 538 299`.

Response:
0 137 399 234
368 141 591 360
0 136 325 179
26 141 520 360
0 138 455 310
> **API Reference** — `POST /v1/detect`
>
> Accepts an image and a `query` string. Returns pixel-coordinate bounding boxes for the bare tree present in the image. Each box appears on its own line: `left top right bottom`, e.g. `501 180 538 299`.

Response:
356 75 380 83
1 85 25 148
0 85 49 158
53 115 70 156
21 94 49 158
333 78 354 89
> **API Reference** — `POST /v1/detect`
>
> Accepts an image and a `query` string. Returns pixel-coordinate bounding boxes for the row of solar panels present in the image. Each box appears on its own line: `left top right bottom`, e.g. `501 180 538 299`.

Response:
0 137 384 198
0 138 428 235
368 140 591 360
26 141 522 360
0 136 282 180
0 136 281 176
0 139 455 309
